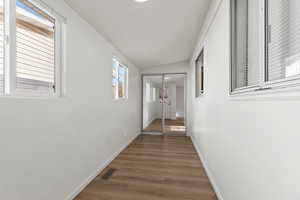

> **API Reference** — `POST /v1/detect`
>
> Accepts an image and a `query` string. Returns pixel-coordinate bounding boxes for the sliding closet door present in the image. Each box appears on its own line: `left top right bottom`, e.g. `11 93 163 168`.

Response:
142 75 163 133
162 74 187 135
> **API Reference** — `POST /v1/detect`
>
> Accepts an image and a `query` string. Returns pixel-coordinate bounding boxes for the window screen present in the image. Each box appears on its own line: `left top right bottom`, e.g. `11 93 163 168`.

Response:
16 0 55 94
231 0 260 90
267 0 300 82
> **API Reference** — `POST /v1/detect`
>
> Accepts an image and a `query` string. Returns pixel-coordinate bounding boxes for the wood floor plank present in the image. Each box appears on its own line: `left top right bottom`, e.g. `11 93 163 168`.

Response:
74 135 217 200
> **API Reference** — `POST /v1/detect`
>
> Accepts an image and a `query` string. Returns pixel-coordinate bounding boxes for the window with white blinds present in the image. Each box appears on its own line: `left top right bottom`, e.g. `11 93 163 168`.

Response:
0 0 64 97
231 0 260 91
230 0 300 94
16 0 55 94
267 0 300 82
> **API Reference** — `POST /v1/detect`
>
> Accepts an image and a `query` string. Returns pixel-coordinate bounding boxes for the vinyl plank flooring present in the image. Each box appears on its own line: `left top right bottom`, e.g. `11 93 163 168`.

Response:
74 135 217 200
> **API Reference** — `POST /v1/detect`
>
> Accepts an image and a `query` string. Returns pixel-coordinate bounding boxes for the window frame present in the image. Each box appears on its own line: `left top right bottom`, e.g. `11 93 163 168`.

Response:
195 49 204 97
112 57 128 100
230 0 300 96
1 0 65 98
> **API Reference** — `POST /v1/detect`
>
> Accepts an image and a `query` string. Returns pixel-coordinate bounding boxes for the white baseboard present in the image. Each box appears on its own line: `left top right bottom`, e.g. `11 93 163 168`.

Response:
65 133 140 200
190 134 225 200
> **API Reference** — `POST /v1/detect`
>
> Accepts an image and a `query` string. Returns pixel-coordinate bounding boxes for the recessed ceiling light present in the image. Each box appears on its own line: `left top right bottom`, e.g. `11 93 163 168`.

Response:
135 0 149 3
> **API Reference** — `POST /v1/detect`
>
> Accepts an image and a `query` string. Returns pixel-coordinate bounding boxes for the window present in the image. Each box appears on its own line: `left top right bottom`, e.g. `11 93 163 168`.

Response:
0 0 64 96
195 49 204 97
112 58 128 100
231 0 300 94
266 0 300 82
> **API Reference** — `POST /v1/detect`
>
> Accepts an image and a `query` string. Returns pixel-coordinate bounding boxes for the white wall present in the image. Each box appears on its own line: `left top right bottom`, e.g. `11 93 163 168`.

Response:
141 60 189 74
143 80 161 128
189 0 300 200
0 0 141 200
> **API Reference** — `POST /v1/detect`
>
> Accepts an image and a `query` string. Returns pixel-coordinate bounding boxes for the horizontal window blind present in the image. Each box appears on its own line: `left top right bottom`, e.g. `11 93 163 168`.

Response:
16 0 55 94
267 0 300 81
232 0 248 89
231 0 260 90
0 2 3 93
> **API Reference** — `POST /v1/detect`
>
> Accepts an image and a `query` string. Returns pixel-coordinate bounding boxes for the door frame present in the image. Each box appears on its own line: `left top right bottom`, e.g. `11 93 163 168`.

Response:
141 73 188 135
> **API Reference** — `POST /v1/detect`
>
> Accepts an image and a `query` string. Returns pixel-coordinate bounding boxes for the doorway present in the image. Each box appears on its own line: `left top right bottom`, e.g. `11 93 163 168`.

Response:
142 73 187 136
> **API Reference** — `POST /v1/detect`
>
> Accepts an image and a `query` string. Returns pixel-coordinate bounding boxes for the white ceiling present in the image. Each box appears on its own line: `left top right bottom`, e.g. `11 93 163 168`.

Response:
64 0 211 68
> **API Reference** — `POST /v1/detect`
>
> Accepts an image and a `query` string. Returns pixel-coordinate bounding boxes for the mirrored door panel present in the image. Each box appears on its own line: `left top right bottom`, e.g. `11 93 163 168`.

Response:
142 75 163 133
163 74 187 135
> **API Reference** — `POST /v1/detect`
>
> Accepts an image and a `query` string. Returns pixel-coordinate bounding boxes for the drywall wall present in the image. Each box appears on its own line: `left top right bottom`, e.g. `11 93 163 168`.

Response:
141 60 189 74
189 0 300 200
0 0 141 200
143 79 161 129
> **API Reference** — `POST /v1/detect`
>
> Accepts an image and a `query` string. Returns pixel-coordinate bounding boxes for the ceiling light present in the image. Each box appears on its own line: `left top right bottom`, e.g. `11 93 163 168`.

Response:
135 0 149 3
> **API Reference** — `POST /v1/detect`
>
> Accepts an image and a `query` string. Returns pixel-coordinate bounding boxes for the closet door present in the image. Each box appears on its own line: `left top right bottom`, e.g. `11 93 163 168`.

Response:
142 75 163 133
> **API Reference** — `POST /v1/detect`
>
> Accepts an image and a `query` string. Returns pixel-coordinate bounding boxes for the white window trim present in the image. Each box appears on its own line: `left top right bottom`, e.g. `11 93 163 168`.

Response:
230 0 300 97
1 0 66 98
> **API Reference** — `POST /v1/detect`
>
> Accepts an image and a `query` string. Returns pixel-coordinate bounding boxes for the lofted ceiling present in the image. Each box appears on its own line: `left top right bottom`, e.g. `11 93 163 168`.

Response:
64 0 211 68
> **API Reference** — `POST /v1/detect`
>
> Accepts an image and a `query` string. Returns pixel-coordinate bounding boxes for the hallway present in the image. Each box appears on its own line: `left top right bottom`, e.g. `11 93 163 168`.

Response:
75 135 217 200
2 0 299 199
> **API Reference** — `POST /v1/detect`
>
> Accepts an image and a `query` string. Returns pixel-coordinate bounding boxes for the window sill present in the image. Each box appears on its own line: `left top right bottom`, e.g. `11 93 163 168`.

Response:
229 84 300 101
0 93 64 100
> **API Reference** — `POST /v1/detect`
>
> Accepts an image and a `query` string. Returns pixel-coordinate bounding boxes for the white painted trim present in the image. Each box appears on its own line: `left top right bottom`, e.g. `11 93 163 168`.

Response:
4 0 17 95
190 134 225 200
65 133 140 200
29 0 67 23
